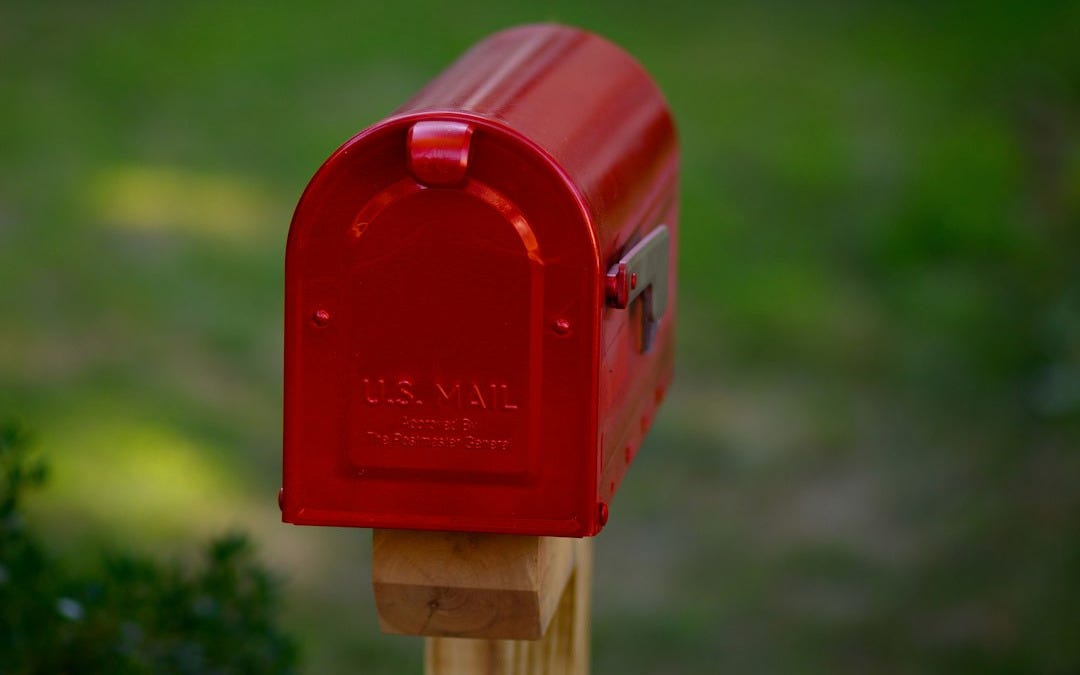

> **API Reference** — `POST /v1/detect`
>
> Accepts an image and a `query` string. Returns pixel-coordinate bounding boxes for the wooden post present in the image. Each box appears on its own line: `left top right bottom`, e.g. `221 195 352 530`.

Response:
372 530 592 674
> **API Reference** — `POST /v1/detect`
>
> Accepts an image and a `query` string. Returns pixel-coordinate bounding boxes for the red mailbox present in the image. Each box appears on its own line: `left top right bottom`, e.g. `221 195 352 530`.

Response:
282 24 678 537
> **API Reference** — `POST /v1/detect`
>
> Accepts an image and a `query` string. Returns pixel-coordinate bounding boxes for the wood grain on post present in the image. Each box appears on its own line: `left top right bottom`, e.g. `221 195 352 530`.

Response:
372 529 592 675
373 529 574 639
425 537 592 675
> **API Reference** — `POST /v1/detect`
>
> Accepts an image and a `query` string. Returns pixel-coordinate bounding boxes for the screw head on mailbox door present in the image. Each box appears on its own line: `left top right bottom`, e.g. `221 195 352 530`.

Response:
281 24 679 537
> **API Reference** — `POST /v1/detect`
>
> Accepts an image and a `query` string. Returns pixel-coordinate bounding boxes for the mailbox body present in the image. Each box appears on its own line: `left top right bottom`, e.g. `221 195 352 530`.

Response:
282 24 678 537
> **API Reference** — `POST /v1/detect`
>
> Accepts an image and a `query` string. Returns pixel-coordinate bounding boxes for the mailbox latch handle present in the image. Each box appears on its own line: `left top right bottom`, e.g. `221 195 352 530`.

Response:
605 225 670 352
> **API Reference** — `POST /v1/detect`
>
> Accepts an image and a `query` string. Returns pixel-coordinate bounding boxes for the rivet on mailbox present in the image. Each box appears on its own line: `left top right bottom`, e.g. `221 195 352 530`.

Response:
282 24 678 538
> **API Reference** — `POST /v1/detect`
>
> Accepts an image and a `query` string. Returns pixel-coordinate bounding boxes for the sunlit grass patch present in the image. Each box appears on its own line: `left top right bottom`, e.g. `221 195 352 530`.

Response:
28 408 262 557
86 165 275 243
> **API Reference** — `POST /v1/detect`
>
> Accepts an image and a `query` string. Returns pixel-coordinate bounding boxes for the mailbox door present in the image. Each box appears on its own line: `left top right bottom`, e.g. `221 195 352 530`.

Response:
284 115 602 536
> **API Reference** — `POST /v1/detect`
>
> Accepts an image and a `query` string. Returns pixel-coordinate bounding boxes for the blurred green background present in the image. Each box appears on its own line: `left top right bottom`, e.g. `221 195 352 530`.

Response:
2 1 1079 673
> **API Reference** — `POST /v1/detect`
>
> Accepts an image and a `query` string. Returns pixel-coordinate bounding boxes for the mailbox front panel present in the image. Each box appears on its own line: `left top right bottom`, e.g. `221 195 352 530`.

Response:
283 117 602 536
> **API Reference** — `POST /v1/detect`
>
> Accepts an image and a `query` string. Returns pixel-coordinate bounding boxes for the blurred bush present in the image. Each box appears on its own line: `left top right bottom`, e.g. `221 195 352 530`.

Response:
0 421 298 674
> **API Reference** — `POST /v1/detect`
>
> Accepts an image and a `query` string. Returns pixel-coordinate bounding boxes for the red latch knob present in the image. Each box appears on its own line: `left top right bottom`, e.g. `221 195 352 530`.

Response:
407 120 475 187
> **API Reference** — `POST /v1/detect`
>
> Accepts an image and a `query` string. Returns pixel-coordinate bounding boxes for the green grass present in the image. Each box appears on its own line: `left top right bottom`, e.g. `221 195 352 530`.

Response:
2 1 1079 672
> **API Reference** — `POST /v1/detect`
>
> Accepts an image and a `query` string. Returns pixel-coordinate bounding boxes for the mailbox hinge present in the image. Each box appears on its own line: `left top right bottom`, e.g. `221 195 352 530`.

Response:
605 225 670 352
